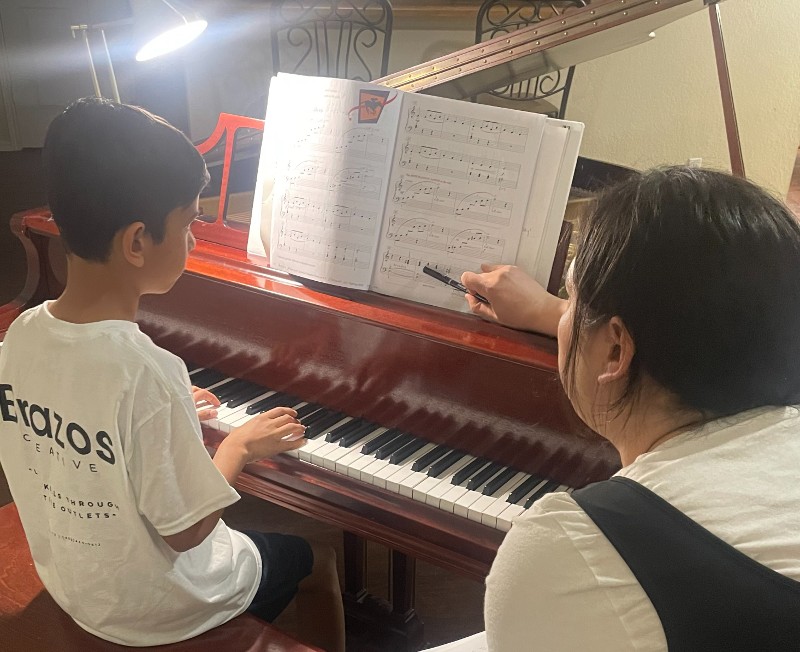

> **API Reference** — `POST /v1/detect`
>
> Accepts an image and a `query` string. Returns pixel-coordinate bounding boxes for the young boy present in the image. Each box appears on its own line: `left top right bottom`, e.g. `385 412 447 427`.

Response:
0 97 344 650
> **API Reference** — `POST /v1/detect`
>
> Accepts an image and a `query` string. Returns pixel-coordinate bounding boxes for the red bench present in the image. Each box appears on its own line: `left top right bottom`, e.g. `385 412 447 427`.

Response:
0 502 321 652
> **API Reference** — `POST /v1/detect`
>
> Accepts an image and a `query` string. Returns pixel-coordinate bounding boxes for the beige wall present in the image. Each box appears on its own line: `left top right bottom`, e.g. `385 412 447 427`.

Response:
566 0 800 196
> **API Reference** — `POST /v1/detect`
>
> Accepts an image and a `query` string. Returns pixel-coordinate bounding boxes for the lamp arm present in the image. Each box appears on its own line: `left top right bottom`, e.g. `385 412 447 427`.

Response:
159 0 190 24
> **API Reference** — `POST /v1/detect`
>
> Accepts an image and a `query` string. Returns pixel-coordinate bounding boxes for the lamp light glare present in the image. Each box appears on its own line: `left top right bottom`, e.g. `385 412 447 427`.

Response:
135 19 207 61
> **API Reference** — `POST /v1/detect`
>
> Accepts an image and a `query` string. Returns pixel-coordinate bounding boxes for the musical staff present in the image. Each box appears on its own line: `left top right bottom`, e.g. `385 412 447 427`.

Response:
399 140 520 189
280 195 378 236
276 226 372 271
295 126 389 162
405 103 529 153
385 215 505 260
392 178 513 226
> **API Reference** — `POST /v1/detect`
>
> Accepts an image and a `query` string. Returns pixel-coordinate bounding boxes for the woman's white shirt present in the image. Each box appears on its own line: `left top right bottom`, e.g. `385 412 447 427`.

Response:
484 407 800 651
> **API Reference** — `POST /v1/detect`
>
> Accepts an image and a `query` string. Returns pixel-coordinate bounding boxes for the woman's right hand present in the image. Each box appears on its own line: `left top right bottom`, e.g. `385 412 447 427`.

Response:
460 264 567 337
228 407 306 463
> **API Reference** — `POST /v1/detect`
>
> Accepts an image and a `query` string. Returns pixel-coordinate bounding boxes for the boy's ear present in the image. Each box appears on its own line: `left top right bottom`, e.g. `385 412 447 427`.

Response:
119 222 149 268
597 316 635 385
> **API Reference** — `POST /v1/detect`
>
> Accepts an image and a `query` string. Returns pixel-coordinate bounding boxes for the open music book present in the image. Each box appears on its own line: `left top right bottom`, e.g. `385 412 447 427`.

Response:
248 73 583 312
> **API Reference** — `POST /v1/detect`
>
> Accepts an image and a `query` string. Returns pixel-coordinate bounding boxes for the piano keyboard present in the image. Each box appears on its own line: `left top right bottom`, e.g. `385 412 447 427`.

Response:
190 366 573 532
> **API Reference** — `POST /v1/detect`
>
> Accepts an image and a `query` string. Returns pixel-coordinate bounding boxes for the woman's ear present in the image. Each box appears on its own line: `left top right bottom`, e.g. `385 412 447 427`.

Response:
119 222 148 268
597 316 635 385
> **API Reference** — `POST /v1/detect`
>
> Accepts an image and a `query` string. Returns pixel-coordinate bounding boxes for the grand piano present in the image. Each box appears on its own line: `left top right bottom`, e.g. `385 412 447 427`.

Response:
0 0 740 648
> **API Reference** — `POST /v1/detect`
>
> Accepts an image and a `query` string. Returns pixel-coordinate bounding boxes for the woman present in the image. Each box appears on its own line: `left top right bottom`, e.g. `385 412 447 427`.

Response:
461 167 800 651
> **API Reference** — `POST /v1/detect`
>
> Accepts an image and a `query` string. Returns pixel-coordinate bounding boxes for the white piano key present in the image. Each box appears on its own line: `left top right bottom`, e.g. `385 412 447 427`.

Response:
425 456 479 508
208 390 274 429
415 455 476 506
453 488 485 518
468 472 528 523
398 469 430 498
359 456 396 484
319 427 384 469
371 450 423 489
496 504 527 532
383 444 437 493
479 474 530 528
439 484 471 513
346 451 382 479
331 428 387 474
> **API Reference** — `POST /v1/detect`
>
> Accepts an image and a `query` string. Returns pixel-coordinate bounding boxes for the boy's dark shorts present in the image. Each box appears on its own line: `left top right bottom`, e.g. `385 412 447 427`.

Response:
239 529 314 622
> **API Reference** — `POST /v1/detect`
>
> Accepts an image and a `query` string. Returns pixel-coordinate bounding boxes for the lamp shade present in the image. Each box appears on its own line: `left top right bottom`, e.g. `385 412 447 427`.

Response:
134 0 207 62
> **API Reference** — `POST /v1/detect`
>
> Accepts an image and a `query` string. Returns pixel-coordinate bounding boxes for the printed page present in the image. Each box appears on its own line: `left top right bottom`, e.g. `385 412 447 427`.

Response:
423 631 488 652
248 76 284 258
515 118 584 286
262 73 403 289
369 95 547 311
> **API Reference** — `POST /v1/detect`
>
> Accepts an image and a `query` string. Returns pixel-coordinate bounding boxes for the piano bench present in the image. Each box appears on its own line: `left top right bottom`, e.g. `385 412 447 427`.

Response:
0 502 321 652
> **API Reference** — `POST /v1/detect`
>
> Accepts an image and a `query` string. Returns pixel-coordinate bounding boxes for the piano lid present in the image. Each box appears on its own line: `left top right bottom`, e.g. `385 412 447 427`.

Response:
376 0 718 99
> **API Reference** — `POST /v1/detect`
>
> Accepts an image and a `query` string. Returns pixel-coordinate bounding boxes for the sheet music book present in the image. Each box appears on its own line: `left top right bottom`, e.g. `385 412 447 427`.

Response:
248 73 583 312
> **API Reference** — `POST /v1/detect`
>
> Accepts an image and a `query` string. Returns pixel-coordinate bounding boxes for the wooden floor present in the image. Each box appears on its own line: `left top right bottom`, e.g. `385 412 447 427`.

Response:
1 150 799 650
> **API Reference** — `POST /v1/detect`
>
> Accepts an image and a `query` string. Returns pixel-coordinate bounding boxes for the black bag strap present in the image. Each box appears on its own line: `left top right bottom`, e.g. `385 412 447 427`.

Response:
572 477 800 651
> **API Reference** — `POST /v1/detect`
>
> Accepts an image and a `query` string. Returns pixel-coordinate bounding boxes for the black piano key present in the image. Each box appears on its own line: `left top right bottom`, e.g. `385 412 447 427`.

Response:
466 462 504 491
226 385 270 408
295 403 322 419
481 467 519 496
374 433 415 460
389 438 428 465
411 445 450 472
190 369 227 388
507 474 546 504
305 412 347 439
325 418 367 443
452 457 490 486
213 378 253 402
427 449 466 477
524 480 562 509
361 428 404 455
185 362 201 373
334 421 375 446
300 407 337 427
246 392 297 415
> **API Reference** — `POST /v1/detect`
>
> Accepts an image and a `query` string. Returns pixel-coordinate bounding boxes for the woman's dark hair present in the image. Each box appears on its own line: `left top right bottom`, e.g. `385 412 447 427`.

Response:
565 166 800 419
42 97 210 261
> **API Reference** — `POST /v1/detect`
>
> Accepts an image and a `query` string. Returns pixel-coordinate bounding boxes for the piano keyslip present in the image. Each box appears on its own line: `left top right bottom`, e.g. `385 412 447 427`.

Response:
186 367 572 531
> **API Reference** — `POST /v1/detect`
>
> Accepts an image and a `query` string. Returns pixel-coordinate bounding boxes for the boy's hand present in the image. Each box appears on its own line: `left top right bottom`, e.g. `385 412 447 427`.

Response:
192 386 221 421
227 407 306 463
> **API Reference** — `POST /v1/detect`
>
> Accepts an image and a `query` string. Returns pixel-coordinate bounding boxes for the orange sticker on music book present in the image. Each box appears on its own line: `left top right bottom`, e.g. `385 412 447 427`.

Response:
348 89 397 124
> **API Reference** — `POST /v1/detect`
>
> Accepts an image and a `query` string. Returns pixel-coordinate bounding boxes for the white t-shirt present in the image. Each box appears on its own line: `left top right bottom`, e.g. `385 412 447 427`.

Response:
0 303 260 646
485 407 800 651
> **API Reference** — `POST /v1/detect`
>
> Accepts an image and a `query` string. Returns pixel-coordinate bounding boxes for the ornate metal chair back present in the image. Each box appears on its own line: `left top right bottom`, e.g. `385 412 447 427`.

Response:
270 0 394 81
474 0 587 118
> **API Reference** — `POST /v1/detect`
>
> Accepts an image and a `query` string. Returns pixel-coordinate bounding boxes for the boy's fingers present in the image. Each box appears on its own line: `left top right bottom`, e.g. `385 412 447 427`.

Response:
192 387 221 407
480 263 502 273
196 407 218 421
263 406 298 419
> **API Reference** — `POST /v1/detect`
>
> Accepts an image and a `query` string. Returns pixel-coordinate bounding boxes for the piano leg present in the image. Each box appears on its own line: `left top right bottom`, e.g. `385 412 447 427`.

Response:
390 551 424 649
342 533 425 651
343 531 368 601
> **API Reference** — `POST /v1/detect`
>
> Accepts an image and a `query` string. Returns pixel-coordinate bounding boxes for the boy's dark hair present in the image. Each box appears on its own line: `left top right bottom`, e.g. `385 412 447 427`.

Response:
42 97 209 261
564 166 800 419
